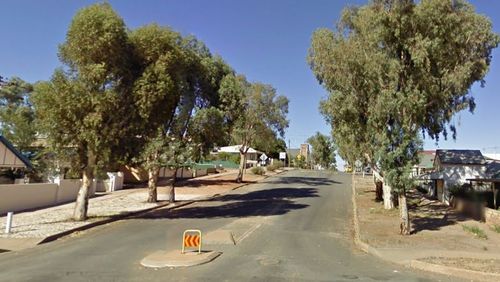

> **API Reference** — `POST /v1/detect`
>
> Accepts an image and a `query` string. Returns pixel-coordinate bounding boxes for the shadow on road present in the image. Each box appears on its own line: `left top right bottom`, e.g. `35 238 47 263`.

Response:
266 176 341 186
138 187 318 220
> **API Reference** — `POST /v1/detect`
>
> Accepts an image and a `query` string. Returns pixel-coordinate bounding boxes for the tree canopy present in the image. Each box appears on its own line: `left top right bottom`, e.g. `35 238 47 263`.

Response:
0 77 36 151
307 132 336 170
219 74 289 182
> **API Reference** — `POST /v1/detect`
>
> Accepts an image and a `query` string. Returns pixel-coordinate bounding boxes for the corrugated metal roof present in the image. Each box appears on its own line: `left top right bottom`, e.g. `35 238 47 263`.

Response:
436 149 485 165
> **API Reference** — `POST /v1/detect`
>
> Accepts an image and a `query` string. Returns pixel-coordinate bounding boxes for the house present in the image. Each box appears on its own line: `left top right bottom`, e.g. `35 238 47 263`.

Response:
466 160 500 209
426 149 487 204
212 145 262 167
0 135 32 169
412 150 435 177
300 144 310 162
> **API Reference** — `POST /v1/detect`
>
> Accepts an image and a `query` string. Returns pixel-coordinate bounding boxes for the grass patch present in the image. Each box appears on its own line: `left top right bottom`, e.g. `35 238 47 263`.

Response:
490 224 500 233
462 224 488 239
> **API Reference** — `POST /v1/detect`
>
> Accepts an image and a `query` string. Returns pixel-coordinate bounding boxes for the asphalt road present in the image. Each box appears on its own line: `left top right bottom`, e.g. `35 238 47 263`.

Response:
0 170 457 281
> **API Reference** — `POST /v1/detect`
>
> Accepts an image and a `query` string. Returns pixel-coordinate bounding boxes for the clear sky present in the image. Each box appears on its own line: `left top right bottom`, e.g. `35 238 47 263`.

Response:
1 0 500 162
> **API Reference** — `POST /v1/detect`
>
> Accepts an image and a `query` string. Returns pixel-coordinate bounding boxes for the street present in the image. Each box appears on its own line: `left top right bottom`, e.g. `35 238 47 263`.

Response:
0 170 455 281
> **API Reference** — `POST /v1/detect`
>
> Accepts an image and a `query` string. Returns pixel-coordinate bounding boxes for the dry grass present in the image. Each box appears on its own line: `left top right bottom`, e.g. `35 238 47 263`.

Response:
462 224 488 240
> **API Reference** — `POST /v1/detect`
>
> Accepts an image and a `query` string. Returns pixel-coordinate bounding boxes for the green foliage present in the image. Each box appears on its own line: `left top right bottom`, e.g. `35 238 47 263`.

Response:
0 77 36 151
250 166 265 175
210 152 240 165
220 74 289 181
462 224 488 240
188 107 229 159
307 132 336 169
266 161 283 172
293 155 308 169
309 0 499 195
33 3 134 172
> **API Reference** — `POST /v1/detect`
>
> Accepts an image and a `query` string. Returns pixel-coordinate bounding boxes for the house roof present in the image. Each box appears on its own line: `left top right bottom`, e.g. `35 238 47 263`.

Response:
216 145 261 154
416 151 435 169
0 135 32 169
435 149 485 165
485 161 500 179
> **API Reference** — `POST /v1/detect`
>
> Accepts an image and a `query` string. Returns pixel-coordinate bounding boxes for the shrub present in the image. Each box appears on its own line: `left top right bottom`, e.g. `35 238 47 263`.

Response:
267 164 277 172
251 166 265 175
273 160 284 168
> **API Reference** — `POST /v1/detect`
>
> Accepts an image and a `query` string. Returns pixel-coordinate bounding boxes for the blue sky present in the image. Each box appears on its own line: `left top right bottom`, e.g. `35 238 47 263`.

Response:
1 0 500 161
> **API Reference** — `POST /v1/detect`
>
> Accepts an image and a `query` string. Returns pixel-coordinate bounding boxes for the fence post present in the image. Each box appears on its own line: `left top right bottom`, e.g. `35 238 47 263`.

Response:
5 212 13 234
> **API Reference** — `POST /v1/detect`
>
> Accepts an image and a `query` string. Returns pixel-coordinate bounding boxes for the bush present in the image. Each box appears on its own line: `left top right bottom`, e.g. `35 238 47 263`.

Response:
266 161 284 172
251 166 265 175
266 164 277 172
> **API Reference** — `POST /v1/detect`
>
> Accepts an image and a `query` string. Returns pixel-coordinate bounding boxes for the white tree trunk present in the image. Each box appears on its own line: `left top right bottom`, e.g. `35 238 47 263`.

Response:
73 160 94 221
237 152 246 183
383 182 394 209
399 193 411 235
166 168 177 203
147 167 159 203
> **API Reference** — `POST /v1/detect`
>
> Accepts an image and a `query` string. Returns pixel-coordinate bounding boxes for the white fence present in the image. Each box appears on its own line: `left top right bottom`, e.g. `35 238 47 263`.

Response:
0 180 96 215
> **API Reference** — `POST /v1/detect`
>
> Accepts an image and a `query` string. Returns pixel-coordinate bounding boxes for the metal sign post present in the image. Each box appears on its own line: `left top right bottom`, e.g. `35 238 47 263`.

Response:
182 229 202 254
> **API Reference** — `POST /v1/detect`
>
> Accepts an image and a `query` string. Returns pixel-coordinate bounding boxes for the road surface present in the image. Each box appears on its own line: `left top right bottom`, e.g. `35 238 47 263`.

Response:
0 170 457 281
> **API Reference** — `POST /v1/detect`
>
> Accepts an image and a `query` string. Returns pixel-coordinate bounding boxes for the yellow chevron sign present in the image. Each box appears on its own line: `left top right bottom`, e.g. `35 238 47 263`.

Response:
182 229 202 254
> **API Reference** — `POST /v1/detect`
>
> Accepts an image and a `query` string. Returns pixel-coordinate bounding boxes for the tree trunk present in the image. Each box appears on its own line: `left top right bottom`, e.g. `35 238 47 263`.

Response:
147 167 160 203
399 192 411 235
383 182 394 209
237 152 246 183
73 152 95 221
375 180 383 202
166 168 177 203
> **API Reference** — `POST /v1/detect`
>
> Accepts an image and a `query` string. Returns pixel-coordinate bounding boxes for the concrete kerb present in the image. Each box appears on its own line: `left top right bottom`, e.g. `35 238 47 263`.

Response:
141 250 222 268
36 170 288 246
350 175 499 282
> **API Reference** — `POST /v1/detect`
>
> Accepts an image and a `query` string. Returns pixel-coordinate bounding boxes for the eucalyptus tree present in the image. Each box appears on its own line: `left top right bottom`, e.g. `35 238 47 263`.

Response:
32 3 134 220
129 25 232 203
128 24 187 203
0 77 36 151
219 74 289 182
309 0 499 234
307 132 336 170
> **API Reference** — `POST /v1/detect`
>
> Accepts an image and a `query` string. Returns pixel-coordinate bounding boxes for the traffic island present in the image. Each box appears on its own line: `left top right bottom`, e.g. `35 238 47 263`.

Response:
140 250 221 268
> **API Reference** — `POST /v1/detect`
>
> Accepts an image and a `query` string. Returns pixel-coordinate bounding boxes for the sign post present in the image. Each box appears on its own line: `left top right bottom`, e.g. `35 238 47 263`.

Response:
182 229 202 254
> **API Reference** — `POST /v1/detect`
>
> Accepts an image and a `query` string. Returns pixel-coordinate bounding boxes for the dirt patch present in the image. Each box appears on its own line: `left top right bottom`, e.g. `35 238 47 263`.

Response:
419 257 500 274
354 175 500 252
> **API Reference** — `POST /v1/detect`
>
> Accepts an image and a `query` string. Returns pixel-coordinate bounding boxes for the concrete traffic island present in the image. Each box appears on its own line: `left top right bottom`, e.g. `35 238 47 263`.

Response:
140 250 221 268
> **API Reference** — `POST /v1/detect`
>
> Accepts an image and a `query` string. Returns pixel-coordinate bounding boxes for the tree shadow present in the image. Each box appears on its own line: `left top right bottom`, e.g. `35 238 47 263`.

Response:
409 190 469 234
265 176 341 186
172 179 254 188
137 187 318 220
